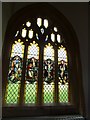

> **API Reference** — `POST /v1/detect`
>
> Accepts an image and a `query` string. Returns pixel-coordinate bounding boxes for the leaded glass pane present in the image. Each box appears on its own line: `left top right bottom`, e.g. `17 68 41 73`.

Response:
58 82 68 103
43 43 55 104
57 34 61 43
5 39 24 104
51 33 55 42
24 41 39 104
15 31 19 37
40 28 44 34
54 27 58 32
22 28 27 38
37 18 42 27
58 45 69 103
44 19 48 28
43 82 54 104
26 21 31 27
28 29 33 39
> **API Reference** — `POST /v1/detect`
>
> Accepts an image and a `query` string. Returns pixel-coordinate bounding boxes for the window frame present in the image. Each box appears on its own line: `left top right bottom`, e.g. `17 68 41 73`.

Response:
2 3 85 118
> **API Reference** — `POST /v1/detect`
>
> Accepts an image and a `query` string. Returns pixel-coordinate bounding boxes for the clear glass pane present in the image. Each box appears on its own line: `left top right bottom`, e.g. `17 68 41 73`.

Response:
43 43 55 104
58 45 69 103
5 39 24 104
54 27 58 32
57 34 61 43
58 45 67 62
37 18 42 27
28 29 33 39
36 33 39 40
15 31 19 37
26 21 31 27
44 19 48 28
11 39 24 58
25 41 39 104
40 28 44 34
51 33 55 42
45 35 48 41
22 28 27 38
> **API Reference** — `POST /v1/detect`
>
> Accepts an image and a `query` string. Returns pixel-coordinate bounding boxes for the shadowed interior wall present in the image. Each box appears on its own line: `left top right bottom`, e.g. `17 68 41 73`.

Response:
2 2 88 119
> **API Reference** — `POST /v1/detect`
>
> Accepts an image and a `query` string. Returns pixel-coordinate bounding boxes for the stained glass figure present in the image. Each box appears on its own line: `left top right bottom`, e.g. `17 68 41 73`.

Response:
5 39 24 104
43 59 54 83
8 56 22 83
43 43 55 103
58 45 69 103
26 57 38 83
24 41 39 104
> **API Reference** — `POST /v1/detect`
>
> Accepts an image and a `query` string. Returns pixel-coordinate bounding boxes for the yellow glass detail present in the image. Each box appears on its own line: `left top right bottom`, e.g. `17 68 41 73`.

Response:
44 43 54 61
27 41 39 59
11 39 24 58
58 45 67 62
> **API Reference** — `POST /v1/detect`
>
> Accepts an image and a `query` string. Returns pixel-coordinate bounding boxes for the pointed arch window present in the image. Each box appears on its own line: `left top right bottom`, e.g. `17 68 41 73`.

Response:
4 17 69 105
2 3 85 117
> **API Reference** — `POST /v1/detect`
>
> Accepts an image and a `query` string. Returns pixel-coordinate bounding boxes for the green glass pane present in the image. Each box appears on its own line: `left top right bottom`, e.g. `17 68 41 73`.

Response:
5 83 20 104
59 82 68 103
43 82 54 104
24 82 37 104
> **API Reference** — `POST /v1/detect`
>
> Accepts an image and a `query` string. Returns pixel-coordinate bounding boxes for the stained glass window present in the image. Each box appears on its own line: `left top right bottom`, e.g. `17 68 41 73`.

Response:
5 17 70 106
24 41 39 104
58 45 69 103
43 43 55 104
5 39 24 104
